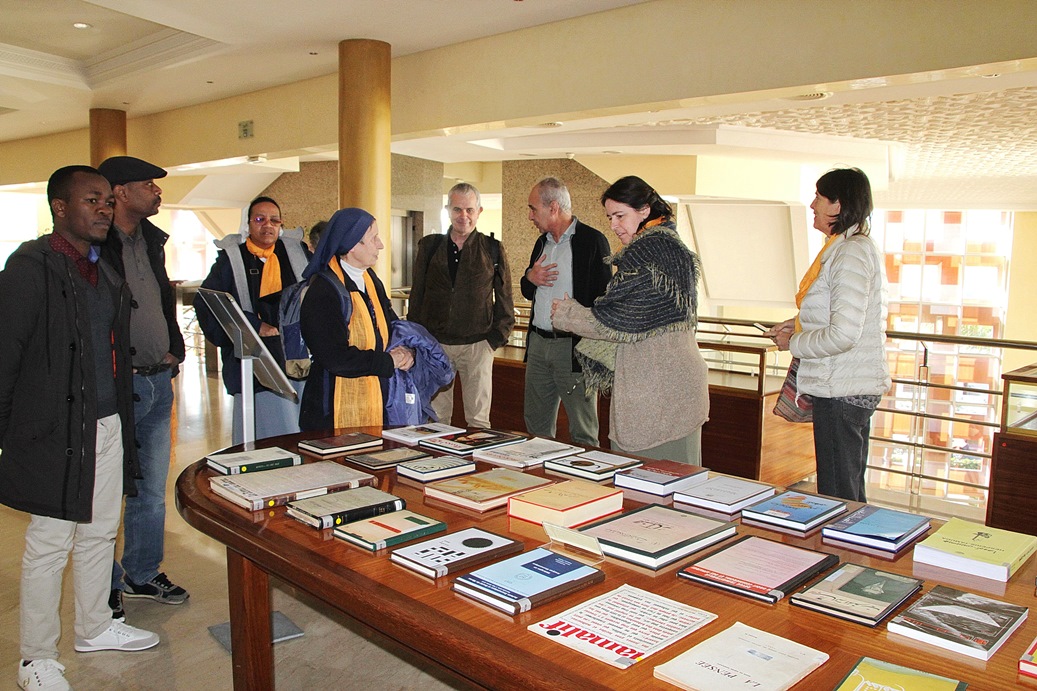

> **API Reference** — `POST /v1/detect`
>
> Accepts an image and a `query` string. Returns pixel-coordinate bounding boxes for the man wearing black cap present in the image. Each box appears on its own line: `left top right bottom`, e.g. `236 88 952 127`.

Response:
97 156 188 621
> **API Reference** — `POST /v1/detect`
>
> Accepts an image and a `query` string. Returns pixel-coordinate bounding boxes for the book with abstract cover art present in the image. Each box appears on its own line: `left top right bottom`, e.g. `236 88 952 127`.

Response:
821 504 930 552
544 450 642 481
474 437 583 468
832 657 968 690
333 510 446 551
419 428 525 455
423 467 551 511
789 563 922 626
740 490 847 532
389 528 523 579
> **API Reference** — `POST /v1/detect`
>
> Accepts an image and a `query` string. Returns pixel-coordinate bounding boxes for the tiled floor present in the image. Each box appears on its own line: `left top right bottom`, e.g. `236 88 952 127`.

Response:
0 354 466 690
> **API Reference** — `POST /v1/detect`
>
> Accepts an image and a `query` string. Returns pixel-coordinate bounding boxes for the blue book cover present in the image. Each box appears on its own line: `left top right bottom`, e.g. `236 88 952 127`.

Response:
742 491 846 528
823 505 930 542
453 547 603 612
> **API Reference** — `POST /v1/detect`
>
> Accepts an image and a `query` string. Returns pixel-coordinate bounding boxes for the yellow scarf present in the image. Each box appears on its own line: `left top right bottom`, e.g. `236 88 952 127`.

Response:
332 264 390 427
245 237 281 297
794 233 838 331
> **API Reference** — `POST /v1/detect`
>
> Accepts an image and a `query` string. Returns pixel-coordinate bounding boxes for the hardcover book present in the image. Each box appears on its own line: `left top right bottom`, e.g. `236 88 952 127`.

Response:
672 475 775 514
389 527 523 579
419 428 525 455
528 584 716 669
208 461 375 511
507 480 623 528
297 431 381 456
396 455 475 482
205 446 302 475
342 446 430 470
380 422 465 444
1020 633 1037 679
473 437 583 468
543 450 643 481
821 504 931 552
285 485 404 530
452 546 605 615
678 535 839 603
423 467 551 511
887 584 1028 660
652 621 828 691
912 517 1037 582
789 562 922 626
333 510 446 551
833 657 968 690
740 490 847 533
613 460 708 496
580 504 737 570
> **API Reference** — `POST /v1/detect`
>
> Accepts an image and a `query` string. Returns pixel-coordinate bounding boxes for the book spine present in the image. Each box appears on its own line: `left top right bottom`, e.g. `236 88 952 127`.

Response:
320 499 405 530
234 457 300 474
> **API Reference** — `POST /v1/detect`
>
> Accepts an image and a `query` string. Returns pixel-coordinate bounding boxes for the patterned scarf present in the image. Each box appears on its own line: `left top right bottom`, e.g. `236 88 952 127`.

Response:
245 237 281 297
332 269 390 426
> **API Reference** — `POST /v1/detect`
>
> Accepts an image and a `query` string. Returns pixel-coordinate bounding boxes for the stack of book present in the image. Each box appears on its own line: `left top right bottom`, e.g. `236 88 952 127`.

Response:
423 468 551 512
381 423 465 444
396 455 475 483
672 475 775 516
820 505 930 555
887 584 1028 660
789 563 922 626
912 517 1037 581
613 461 708 497
507 480 623 528
205 446 301 475
208 461 375 511
419 428 525 455
389 528 523 579
580 504 737 570
740 490 847 534
285 485 404 529
472 437 582 469
678 535 838 603
297 431 381 456
543 450 642 482
333 510 446 551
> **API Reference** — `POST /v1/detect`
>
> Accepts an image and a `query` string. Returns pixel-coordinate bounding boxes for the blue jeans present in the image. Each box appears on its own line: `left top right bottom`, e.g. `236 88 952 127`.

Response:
113 369 173 589
811 396 875 503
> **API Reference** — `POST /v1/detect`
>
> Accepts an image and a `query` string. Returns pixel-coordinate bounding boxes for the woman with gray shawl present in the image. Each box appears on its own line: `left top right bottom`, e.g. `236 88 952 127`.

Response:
551 176 709 464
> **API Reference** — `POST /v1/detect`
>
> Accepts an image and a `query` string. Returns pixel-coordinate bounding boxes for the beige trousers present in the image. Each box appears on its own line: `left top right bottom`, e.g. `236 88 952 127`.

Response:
431 341 495 428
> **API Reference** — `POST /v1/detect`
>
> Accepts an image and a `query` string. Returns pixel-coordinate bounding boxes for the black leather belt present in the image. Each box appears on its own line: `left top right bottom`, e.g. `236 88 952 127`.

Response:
530 325 572 339
133 362 172 376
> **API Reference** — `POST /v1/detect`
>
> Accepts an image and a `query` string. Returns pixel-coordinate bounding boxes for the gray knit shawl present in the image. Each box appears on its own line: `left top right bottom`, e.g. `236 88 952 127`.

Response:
576 222 701 392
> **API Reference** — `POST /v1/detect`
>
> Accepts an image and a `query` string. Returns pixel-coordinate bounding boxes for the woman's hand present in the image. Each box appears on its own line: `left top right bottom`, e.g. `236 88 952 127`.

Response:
550 293 571 324
764 318 795 352
390 346 415 371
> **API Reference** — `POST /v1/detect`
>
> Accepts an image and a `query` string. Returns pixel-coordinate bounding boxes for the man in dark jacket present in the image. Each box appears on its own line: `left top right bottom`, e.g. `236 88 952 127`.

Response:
97 155 189 619
521 177 612 446
0 166 158 691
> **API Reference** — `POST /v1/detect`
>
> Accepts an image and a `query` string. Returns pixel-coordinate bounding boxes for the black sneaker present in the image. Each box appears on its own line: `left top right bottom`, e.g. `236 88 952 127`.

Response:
123 572 189 604
109 588 126 621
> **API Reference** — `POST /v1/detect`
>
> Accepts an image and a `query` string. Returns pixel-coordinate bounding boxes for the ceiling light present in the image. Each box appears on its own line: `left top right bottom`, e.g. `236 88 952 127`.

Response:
981 73 1001 79
603 150 621 155
309 51 319 56
72 22 92 29
534 122 563 129
783 91 832 102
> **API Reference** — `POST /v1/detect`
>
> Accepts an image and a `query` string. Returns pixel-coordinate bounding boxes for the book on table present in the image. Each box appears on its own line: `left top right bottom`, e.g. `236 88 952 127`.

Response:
789 562 923 626
678 535 838 603
613 460 708 496
832 656 968 690
739 490 847 533
340 446 430 470
208 461 376 511
1020 632 1037 679
333 509 446 551
507 479 623 528
396 455 475 482
579 503 737 570
380 422 465 444
472 437 583 468
652 621 828 691
389 527 523 579
820 504 930 553
672 474 775 515
285 485 404 530
912 516 1037 582
543 449 643 481
423 467 552 511
296 431 381 456
452 546 605 615
887 584 1028 660
418 428 525 455
528 583 717 669
205 446 301 475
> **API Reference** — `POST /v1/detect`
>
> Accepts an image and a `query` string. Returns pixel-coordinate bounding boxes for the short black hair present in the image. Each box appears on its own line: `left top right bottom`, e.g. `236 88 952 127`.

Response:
248 196 281 219
816 167 873 236
48 165 103 204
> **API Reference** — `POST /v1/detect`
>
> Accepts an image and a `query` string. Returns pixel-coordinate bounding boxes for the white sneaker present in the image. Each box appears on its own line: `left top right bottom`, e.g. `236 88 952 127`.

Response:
18 659 71 691
73 621 159 653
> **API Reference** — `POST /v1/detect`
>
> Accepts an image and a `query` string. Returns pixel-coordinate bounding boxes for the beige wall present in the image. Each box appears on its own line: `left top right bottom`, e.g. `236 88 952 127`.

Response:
1004 211 1037 371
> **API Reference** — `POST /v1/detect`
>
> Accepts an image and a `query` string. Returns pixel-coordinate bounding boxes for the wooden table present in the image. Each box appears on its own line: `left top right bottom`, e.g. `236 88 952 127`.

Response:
176 430 1037 690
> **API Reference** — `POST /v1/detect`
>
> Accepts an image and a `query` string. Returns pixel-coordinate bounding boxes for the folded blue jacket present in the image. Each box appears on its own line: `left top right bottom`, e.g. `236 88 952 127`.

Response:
385 320 455 425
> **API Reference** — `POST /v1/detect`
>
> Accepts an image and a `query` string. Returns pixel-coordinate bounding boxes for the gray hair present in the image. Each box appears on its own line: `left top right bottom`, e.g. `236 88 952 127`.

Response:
447 182 481 209
534 176 571 213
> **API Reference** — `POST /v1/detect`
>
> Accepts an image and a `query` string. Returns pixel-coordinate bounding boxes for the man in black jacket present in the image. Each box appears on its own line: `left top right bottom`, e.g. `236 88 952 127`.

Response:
98 156 188 619
1 166 159 691
520 177 612 446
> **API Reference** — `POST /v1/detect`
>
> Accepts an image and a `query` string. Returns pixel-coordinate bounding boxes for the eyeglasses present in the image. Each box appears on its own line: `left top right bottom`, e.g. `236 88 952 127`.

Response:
252 215 283 226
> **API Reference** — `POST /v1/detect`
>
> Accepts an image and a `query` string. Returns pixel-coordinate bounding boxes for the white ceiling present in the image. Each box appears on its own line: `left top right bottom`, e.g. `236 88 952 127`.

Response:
3 0 1037 209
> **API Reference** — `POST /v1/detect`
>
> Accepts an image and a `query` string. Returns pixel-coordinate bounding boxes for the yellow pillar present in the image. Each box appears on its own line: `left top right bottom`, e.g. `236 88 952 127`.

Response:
89 109 127 167
338 39 392 280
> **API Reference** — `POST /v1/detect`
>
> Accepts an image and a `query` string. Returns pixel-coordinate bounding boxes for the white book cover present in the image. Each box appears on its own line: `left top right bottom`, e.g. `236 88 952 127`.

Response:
381 423 466 444
528 584 716 669
208 461 373 509
389 527 521 578
473 437 583 468
674 475 775 511
653 622 828 691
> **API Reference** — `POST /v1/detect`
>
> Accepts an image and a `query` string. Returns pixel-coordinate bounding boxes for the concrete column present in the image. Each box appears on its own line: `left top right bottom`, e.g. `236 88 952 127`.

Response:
338 39 392 280
89 109 127 167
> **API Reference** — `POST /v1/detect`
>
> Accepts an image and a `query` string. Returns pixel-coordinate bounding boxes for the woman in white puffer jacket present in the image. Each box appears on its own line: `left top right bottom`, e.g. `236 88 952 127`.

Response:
767 168 891 502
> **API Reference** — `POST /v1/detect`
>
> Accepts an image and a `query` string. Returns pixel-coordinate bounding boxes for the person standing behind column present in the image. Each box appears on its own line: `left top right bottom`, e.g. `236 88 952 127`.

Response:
97 156 189 621
408 183 514 428
520 177 611 446
1 166 159 691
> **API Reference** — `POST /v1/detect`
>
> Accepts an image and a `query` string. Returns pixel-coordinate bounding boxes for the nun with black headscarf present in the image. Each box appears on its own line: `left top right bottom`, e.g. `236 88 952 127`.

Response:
298 207 414 431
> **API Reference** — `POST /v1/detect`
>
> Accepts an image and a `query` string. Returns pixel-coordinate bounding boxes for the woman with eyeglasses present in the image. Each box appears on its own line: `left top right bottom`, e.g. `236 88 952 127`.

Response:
195 196 312 443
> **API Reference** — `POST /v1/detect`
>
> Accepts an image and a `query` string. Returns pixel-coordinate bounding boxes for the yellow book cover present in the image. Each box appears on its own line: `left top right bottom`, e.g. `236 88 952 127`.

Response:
833 657 967 690
914 517 1037 581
